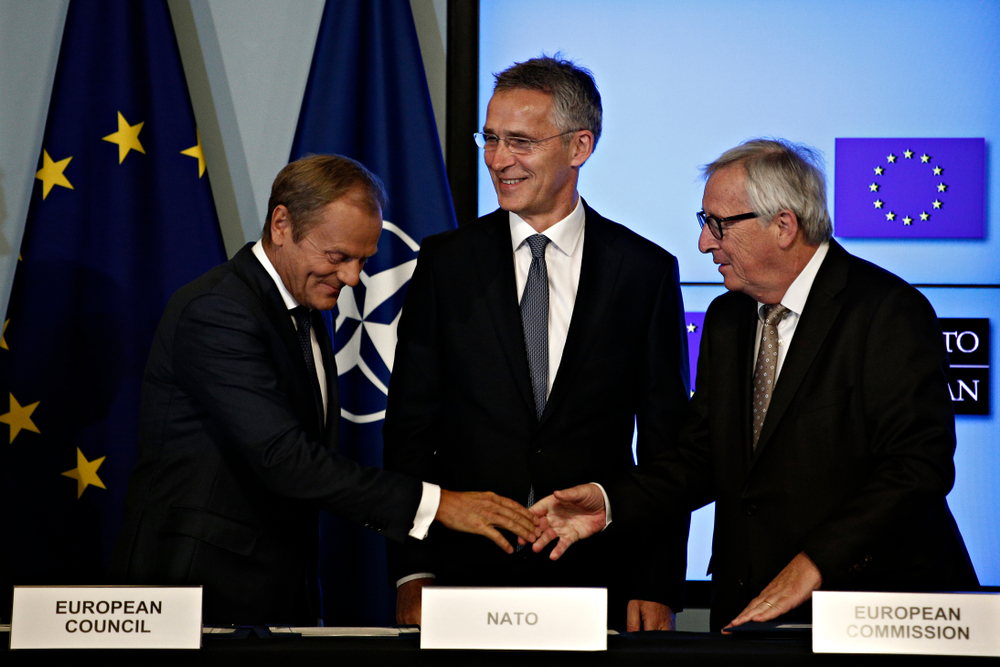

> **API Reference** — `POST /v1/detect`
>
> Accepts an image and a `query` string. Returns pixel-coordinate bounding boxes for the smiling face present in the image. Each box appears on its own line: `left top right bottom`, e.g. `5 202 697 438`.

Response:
483 88 590 231
267 189 382 311
698 165 783 301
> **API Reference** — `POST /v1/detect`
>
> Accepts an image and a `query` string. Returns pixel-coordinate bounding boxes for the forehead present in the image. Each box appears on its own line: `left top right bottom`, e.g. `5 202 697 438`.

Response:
305 195 382 251
703 164 750 213
485 88 557 135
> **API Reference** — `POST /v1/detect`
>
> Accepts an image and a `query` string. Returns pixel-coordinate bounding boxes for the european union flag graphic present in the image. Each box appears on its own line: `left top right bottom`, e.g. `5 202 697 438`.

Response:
0 0 226 608
289 0 456 625
834 138 985 239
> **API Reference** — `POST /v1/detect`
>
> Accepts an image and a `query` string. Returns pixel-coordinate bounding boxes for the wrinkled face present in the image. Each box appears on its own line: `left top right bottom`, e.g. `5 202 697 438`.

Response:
698 165 779 299
269 191 381 311
483 88 579 227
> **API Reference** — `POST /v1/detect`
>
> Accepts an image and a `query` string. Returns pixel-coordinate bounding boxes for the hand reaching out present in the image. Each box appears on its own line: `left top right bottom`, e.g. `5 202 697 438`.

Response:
434 489 539 553
522 483 607 560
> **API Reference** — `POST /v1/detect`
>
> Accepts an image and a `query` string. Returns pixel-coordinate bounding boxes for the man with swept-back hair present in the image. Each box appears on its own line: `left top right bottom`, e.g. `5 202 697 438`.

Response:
114 154 540 626
384 55 691 630
529 138 979 631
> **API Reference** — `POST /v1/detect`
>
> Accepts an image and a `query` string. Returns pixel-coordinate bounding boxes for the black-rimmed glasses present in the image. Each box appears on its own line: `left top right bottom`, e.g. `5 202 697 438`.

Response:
696 210 758 240
473 130 582 155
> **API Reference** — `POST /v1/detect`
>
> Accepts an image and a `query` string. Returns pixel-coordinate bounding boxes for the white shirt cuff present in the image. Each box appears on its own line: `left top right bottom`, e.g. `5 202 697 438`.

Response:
592 482 612 529
409 482 440 539
396 573 436 589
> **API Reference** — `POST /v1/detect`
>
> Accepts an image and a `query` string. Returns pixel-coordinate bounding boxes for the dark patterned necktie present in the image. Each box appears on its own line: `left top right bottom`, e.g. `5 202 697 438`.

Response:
520 234 551 421
751 303 789 449
292 306 325 427
519 234 550 517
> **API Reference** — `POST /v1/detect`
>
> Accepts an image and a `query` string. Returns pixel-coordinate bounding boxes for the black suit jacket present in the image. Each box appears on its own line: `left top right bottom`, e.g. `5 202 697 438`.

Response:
609 240 978 631
113 244 422 625
383 203 691 621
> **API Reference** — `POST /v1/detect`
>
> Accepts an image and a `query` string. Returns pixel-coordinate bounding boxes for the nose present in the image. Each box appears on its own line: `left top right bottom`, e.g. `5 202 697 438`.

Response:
340 259 365 288
698 223 719 254
489 141 516 171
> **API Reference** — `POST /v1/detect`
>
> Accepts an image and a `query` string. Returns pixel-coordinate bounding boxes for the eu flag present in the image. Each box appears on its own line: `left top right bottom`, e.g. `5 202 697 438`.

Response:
0 0 226 611
289 0 457 625
834 138 985 239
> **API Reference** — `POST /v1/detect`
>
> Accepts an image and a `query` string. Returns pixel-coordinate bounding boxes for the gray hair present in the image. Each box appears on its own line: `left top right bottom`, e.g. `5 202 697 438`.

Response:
493 54 602 149
702 139 833 244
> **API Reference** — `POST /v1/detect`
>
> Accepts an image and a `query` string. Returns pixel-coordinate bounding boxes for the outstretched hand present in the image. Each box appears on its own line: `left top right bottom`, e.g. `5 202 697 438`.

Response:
435 489 539 553
521 483 607 560
724 551 823 631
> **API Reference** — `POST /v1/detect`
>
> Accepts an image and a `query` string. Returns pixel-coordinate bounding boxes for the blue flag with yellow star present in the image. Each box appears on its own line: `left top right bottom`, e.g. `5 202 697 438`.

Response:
289 0 457 625
0 0 225 610
834 138 985 238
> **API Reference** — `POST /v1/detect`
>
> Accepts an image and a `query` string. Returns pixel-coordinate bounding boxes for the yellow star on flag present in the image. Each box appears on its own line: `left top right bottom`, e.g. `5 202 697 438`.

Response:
887 153 897 163
933 200 943 209
35 150 74 200
62 448 107 499
903 216 913 225
869 183 879 192
181 130 206 177
102 111 146 163
873 200 883 209
920 212 930 221
933 166 943 176
937 183 948 192
1 319 8 350
904 149 914 159
873 166 884 175
686 323 697 333
0 392 40 443
886 212 896 221
920 154 931 163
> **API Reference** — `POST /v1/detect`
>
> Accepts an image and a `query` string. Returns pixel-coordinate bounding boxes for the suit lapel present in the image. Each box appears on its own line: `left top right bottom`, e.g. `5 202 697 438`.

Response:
232 244 328 437
544 203 622 422
750 241 849 463
471 210 536 415
731 296 758 469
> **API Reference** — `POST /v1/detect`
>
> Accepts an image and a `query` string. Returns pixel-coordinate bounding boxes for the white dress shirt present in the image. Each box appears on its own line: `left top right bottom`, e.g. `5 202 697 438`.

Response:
753 241 830 379
510 196 586 394
252 240 439 541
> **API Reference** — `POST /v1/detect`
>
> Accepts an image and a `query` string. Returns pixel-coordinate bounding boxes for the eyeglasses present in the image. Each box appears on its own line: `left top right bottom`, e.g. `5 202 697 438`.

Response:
696 210 759 240
473 130 582 155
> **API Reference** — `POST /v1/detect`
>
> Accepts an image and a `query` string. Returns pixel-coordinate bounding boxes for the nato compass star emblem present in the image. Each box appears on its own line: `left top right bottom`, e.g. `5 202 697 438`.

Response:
332 221 420 423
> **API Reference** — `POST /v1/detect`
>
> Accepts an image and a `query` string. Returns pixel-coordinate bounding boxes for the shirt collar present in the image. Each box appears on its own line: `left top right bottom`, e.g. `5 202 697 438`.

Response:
508 196 585 258
758 241 830 319
252 239 301 311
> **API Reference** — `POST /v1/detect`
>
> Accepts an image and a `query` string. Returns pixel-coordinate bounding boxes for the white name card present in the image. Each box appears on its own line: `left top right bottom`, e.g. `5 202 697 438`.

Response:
10 586 202 649
420 587 606 651
813 591 1000 657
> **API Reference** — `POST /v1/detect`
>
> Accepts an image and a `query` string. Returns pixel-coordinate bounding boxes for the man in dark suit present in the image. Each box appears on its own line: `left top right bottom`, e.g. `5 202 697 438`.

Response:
113 155 538 626
383 56 691 631
529 139 979 632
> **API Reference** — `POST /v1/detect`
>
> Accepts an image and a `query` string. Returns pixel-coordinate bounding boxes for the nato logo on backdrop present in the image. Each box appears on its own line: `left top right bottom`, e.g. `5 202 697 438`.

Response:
834 138 985 239
941 318 991 416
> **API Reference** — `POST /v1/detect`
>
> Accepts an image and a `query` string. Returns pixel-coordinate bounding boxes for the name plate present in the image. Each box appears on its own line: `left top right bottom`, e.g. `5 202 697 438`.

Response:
420 587 606 651
813 591 1000 657
10 586 202 649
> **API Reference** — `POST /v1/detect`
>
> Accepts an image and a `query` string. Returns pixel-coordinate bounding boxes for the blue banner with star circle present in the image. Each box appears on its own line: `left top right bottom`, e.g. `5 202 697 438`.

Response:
834 137 985 238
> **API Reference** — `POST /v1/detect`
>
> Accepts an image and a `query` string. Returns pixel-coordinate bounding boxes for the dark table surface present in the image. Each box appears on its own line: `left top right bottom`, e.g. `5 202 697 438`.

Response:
5 628 999 666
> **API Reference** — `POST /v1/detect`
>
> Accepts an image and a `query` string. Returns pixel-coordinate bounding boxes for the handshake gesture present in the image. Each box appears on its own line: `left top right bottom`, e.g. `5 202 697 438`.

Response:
518 483 608 558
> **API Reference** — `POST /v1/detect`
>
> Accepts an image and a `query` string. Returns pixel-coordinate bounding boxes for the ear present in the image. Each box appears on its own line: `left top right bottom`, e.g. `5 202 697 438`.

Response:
773 209 800 250
569 130 595 168
269 205 292 247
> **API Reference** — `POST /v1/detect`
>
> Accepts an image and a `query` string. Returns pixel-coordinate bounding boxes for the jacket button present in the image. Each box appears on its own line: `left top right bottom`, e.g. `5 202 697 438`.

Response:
746 504 757 516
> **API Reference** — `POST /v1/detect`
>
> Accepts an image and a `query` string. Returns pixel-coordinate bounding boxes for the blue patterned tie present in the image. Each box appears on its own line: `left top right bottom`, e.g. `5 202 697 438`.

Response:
521 234 551 421
518 235 550 521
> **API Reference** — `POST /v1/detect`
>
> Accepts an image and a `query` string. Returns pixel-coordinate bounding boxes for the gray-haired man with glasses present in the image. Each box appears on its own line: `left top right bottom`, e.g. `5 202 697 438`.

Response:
383 55 691 631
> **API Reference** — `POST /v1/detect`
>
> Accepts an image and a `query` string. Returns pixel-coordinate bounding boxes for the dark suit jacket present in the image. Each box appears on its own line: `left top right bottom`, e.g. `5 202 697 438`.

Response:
383 203 691 622
609 240 978 631
113 244 422 625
